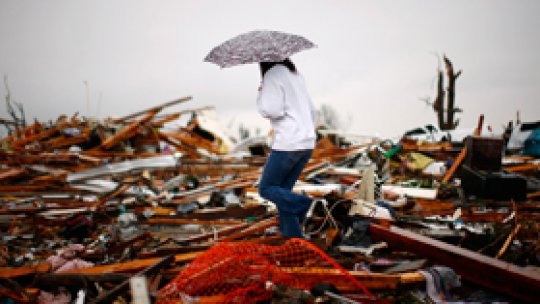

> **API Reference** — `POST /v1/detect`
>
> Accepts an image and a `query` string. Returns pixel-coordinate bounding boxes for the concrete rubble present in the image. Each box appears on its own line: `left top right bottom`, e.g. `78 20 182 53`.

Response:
1 98 539 303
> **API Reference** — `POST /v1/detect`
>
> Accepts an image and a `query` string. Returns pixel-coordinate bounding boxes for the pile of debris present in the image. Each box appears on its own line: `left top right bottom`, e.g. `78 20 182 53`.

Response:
1 98 539 303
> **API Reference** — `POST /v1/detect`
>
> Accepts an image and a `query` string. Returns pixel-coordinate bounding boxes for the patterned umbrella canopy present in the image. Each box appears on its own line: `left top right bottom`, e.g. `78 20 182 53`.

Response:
204 30 316 68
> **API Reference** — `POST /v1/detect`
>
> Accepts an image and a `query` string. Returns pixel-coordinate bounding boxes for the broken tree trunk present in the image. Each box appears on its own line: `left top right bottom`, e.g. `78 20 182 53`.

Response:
443 55 461 130
431 55 462 130
433 70 445 130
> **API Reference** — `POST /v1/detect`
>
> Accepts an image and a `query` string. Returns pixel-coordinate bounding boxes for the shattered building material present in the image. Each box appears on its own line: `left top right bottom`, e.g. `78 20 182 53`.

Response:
370 223 540 303
0 97 539 303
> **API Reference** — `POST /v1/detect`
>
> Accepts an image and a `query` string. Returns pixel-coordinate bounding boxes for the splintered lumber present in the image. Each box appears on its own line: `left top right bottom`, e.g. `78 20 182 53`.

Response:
0 168 28 181
370 224 540 303
149 105 215 127
219 217 278 242
163 130 219 154
474 114 484 136
528 192 540 199
175 222 251 244
400 141 454 152
157 131 201 158
99 110 158 150
441 146 467 184
495 224 521 259
138 244 211 258
89 255 174 304
505 163 540 172
93 184 132 208
102 232 152 257
146 218 244 226
151 113 181 127
0 121 41 143
114 96 193 122
0 263 51 279
312 141 379 162
9 123 70 149
59 252 202 275
168 175 258 205
0 185 47 193
0 289 31 304
33 273 129 290
275 267 424 290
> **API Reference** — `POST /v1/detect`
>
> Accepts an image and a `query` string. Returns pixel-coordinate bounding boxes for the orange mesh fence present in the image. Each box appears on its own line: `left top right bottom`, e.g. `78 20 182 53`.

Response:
157 238 377 303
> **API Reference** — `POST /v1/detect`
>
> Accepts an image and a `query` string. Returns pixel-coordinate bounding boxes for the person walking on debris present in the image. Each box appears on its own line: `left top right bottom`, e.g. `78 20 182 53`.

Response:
257 58 317 238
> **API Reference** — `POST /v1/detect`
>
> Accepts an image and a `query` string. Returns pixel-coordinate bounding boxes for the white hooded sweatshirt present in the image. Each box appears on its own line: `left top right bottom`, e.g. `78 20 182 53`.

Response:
256 65 317 151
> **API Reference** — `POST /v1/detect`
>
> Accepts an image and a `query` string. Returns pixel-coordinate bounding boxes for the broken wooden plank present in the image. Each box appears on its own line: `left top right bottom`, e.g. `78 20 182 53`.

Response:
370 223 540 303
219 217 278 242
93 183 132 208
149 106 215 127
0 121 42 143
441 146 467 184
146 218 244 226
0 263 51 279
527 191 540 199
173 222 251 244
0 168 28 182
10 123 70 149
495 223 521 259
59 252 201 275
0 289 31 303
89 255 174 304
32 273 129 290
505 163 540 173
99 110 158 150
114 96 192 122
275 267 424 290
0 186 47 193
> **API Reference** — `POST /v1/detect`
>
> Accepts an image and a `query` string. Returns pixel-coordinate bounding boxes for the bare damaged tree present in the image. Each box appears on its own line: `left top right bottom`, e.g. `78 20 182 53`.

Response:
238 123 250 140
319 104 340 130
3 75 26 134
431 55 462 130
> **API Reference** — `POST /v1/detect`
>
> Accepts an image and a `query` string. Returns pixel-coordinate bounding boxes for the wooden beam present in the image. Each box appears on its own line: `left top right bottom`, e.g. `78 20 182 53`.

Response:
115 96 192 122
59 252 201 275
89 255 174 304
0 263 51 279
275 267 424 290
441 146 466 184
33 273 129 289
370 224 540 303
527 191 540 199
146 218 244 226
10 123 69 149
93 183 132 208
219 217 278 242
174 222 251 244
505 163 540 172
99 110 158 150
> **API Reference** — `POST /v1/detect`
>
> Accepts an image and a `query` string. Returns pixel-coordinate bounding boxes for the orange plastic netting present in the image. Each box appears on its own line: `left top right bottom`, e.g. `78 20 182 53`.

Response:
157 238 376 303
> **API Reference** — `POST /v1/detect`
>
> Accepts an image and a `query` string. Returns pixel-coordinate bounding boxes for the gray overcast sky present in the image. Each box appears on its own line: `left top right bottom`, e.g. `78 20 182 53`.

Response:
1 0 539 138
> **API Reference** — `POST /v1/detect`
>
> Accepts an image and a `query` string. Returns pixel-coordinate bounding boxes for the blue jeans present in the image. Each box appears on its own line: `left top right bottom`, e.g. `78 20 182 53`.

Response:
258 149 313 238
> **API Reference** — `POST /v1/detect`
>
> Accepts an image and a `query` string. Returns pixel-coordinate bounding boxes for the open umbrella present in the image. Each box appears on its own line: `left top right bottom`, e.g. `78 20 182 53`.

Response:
204 30 316 68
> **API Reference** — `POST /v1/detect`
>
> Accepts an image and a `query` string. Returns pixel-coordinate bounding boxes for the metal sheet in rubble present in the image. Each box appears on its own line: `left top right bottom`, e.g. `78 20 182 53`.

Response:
70 179 155 197
67 154 181 182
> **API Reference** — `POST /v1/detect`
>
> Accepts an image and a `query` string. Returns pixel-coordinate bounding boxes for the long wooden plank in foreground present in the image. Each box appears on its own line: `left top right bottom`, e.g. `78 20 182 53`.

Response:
370 224 540 303
59 251 202 275
0 263 51 279
89 255 174 304
277 267 424 290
